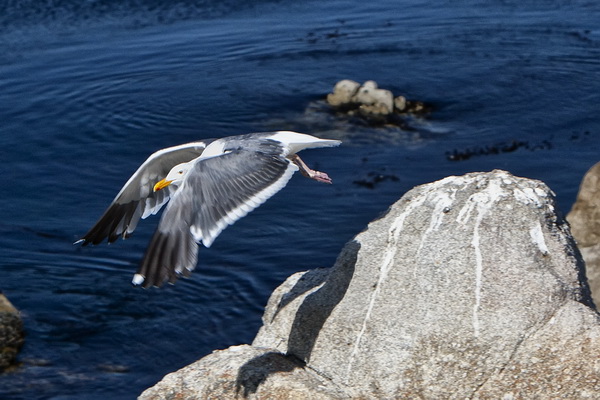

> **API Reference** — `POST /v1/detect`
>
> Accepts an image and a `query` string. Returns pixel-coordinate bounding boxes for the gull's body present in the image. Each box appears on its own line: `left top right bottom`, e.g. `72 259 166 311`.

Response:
77 131 341 288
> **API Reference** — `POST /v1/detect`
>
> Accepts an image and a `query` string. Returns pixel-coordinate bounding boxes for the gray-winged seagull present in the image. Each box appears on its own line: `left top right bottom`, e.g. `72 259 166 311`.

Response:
77 131 341 288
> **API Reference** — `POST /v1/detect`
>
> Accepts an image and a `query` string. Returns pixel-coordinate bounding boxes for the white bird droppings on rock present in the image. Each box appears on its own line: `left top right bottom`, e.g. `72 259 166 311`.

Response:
530 221 550 255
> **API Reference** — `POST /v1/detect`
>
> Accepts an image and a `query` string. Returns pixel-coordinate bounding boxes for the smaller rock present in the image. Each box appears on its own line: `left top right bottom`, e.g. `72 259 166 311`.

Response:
394 95 407 112
567 161 600 306
325 79 360 107
0 293 24 371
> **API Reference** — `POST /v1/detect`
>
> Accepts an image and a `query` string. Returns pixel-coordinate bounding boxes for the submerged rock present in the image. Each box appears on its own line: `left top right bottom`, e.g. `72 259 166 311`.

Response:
140 170 599 400
0 293 24 371
567 161 600 306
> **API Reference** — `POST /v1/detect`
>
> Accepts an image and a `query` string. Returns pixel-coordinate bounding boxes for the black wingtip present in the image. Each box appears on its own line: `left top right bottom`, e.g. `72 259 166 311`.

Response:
136 230 171 288
78 201 140 246
135 228 198 288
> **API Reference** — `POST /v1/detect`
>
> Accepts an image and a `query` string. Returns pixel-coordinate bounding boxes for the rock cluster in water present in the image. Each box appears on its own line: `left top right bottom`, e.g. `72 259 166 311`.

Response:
567 161 600 306
0 293 24 371
139 170 599 400
325 79 430 125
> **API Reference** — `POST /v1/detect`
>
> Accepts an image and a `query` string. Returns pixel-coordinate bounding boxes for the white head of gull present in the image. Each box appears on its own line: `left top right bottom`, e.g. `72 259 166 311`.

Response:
76 131 341 288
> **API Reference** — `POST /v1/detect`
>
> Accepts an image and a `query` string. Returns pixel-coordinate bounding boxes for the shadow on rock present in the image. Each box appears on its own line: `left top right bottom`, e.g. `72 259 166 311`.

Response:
286 240 359 362
234 241 359 397
235 352 305 397
270 268 330 324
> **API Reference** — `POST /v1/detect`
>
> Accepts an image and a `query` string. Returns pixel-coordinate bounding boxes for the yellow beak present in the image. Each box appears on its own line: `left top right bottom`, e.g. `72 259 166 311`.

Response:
153 178 173 192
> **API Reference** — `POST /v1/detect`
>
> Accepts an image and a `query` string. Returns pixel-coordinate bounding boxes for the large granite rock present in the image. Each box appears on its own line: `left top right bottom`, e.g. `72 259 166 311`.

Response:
567 161 600 306
0 293 24 371
140 170 599 400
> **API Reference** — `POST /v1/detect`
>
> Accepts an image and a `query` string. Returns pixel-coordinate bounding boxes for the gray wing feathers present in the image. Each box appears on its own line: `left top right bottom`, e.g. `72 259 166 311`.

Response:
188 149 296 247
135 144 297 287
78 141 211 245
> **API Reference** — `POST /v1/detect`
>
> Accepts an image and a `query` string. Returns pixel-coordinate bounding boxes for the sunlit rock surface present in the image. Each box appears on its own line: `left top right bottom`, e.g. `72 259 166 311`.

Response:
140 170 599 400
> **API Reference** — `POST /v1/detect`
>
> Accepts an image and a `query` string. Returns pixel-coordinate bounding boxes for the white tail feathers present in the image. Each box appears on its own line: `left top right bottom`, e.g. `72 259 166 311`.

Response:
270 131 341 155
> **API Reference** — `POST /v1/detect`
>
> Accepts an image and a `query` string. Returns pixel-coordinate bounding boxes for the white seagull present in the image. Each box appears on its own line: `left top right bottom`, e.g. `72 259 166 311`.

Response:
77 131 341 288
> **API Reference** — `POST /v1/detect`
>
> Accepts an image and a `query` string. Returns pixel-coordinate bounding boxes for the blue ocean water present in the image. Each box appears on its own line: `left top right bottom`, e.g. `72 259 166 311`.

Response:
1 0 599 398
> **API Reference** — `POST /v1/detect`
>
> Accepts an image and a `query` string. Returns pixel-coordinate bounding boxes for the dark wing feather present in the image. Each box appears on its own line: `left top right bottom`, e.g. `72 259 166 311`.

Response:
135 228 198 288
77 140 214 245
134 141 297 287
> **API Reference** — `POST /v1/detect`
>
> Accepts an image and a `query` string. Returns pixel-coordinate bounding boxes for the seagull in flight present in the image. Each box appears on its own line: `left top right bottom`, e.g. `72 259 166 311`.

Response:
76 131 341 288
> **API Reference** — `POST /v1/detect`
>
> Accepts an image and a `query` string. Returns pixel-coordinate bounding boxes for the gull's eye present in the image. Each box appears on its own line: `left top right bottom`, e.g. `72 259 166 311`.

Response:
178 170 183 174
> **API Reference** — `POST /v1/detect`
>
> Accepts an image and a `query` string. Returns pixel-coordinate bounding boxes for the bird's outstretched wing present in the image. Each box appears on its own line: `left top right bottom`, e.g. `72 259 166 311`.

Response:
135 140 298 287
77 140 214 245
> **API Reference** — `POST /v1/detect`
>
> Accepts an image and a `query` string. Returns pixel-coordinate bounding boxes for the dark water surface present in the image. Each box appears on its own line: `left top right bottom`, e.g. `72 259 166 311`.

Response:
1 0 599 398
